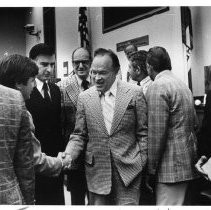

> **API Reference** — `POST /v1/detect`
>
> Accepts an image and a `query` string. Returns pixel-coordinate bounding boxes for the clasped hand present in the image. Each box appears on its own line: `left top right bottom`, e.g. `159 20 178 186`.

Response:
195 155 209 181
57 152 72 170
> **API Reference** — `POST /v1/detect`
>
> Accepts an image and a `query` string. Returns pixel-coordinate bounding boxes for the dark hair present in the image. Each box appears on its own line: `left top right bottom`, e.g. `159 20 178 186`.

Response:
0 54 38 89
72 47 92 61
94 48 120 74
29 43 54 60
146 46 172 72
130 50 148 75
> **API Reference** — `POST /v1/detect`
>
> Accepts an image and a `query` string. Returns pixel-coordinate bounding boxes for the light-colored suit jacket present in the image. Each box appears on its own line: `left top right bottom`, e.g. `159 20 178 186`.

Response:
0 85 35 204
145 70 199 183
61 74 80 143
65 80 148 194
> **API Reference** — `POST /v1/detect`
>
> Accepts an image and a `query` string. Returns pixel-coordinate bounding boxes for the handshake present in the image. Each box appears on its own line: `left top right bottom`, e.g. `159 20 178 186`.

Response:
57 152 73 170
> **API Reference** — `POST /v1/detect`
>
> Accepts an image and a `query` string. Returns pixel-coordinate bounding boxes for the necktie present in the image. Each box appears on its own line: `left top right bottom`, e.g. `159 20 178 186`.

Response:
81 80 89 90
137 81 141 86
102 91 115 134
43 82 51 103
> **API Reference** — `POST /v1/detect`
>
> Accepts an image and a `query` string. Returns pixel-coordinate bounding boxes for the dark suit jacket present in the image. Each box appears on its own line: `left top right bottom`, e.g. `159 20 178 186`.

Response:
199 90 211 157
0 85 35 204
65 80 148 194
26 83 63 155
25 82 64 204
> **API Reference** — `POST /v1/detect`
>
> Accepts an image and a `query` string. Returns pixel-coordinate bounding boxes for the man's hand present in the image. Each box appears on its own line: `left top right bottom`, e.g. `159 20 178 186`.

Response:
145 174 156 194
195 155 208 180
57 152 72 170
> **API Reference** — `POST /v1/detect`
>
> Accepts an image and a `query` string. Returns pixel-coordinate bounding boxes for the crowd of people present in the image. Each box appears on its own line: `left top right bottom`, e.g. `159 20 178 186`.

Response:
0 43 210 205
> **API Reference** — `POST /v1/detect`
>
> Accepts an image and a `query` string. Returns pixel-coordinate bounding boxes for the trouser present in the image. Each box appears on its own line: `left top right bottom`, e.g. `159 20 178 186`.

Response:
67 169 87 205
89 158 142 205
155 182 189 205
35 174 65 205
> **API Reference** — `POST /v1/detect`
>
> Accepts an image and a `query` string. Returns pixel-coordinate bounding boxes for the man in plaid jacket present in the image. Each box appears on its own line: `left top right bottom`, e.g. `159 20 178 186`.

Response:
64 48 148 205
145 46 199 205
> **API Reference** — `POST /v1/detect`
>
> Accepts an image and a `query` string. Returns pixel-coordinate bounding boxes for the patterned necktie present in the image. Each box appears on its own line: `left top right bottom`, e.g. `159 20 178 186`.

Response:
43 82 51 103
102 91 115 134
81 80 89 90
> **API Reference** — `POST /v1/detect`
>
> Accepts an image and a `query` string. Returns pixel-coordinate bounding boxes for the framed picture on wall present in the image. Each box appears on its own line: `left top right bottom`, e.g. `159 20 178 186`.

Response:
63 61 68 77
102 7 169 33
205 65 211 94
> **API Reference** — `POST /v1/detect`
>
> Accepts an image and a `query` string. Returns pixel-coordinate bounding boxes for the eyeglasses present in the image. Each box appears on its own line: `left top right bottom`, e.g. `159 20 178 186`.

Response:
72 60 90 67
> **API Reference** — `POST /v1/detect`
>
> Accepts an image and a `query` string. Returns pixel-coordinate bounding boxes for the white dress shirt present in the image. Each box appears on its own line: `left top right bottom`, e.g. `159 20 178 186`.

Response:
35 78 51 98
100 77 118 134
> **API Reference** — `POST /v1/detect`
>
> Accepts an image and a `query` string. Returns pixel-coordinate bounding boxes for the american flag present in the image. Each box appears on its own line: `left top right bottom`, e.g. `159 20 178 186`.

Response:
78 7 89 48
181 6 193 91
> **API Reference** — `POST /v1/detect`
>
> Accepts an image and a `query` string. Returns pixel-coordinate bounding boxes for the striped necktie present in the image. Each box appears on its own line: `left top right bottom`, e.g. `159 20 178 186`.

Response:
102 91 115 134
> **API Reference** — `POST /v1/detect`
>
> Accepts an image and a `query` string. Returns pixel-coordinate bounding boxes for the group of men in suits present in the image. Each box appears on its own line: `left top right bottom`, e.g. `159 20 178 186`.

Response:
62 46 199 205
0 42 200 205
0 53 74 205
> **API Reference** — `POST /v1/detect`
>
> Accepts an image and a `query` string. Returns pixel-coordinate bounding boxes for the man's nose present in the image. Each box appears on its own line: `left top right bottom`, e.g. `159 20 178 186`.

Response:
95 73 102 80
78 62 84 68
46 64 52 72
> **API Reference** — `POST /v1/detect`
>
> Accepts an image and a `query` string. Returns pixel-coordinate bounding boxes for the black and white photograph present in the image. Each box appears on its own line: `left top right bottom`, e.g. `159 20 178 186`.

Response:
0 1 211 209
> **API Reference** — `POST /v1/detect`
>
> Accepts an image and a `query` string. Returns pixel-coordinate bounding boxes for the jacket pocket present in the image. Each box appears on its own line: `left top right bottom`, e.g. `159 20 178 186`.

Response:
126 104 134 110
85 151 94 166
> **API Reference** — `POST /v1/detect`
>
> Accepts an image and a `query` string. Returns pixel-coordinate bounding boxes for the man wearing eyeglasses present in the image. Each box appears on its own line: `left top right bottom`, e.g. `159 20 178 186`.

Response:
64 48 147 205
58 47 92 205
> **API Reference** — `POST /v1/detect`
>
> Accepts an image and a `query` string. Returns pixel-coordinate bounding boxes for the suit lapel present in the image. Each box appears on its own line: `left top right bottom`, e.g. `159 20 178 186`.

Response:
86 89 109 136
48 83 55 102
66 75 80 108
33 87 44 101
110 82 132 135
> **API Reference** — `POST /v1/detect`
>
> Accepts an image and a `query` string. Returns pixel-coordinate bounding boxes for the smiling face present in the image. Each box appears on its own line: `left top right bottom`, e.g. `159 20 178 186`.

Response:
72 48 91 80
91 54 117 93
35 54 55 82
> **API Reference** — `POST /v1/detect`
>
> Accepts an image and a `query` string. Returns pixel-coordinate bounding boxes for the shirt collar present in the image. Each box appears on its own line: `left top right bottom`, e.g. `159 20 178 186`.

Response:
35 78 44 93
140 76 151 86
75 74 90 88
154 70 171 80
104 76 118 98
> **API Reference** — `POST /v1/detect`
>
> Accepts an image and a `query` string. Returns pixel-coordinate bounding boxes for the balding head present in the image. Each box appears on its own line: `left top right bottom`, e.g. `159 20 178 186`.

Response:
124 44 138 60
72 47 91 80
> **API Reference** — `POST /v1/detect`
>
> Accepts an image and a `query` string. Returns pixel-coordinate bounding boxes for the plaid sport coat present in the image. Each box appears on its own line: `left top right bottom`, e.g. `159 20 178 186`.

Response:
61 74 80 143
0 85 35 204
65 80 148 194
145 70 199 183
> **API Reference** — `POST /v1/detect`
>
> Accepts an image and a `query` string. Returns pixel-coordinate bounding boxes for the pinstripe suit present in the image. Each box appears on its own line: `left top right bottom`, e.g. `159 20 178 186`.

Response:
0 85 35 204
145 70 199 204
65 80 148 198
